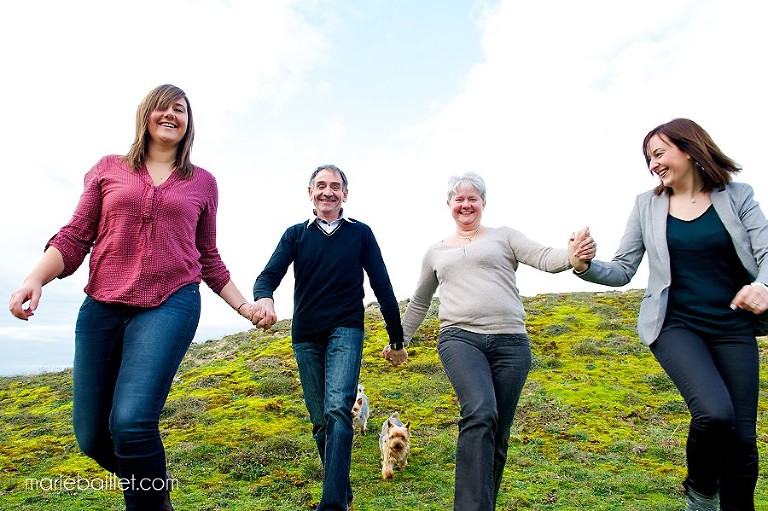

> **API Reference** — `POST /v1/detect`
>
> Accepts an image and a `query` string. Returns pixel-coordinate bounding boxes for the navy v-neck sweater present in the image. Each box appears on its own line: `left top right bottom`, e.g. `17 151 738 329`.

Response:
253 219 404 344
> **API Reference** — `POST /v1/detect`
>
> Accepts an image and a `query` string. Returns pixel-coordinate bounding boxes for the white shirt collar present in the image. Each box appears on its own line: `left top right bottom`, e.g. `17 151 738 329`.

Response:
305 208 355 228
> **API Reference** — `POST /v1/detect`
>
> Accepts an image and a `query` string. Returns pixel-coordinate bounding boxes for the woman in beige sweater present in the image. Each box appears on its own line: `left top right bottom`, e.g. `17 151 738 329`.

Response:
390 172 593 510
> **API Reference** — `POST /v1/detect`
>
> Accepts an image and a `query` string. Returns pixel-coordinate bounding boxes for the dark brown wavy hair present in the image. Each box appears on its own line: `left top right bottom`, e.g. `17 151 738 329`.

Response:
643 118 740 196
124 84 195 178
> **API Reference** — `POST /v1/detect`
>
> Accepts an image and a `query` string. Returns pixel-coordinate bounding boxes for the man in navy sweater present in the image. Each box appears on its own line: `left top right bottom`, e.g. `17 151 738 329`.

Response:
251 164 406 510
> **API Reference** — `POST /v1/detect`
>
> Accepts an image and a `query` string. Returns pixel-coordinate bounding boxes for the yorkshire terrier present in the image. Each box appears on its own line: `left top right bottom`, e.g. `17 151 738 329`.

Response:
379 411 410 480
351 384 370 435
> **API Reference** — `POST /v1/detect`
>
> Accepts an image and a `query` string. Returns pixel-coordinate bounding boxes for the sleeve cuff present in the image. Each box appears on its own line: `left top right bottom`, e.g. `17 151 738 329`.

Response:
573 261 591 275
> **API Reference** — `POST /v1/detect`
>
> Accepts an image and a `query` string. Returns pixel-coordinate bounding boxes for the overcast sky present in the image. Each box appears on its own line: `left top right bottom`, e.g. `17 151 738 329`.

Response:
2 0 767 375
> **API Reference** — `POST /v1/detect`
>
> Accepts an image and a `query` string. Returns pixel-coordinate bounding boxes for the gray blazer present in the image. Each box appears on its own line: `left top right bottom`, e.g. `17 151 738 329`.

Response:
577 182 768 345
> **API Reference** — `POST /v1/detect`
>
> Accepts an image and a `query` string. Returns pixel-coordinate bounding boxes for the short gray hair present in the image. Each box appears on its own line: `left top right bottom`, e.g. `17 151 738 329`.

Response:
447 172 486 202
309 164 348 191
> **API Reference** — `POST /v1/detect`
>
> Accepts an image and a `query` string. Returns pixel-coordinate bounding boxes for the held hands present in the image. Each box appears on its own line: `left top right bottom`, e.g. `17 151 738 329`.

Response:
568 226 596 272
730 282 768 315
239 298 278 331
8 281 43 321
382 344 408 366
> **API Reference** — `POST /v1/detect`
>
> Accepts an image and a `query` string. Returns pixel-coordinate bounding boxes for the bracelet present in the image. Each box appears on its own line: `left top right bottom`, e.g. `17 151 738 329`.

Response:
236 302 247 313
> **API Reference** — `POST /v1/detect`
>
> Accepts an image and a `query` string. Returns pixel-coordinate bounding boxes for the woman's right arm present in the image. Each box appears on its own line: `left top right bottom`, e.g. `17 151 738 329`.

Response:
383 249 438 364
10 161 104 320
9 246 66 320
401 249 439 343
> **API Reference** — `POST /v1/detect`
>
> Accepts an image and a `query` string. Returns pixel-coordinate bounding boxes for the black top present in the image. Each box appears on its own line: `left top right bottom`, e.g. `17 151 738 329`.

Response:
664 205 753 336
253 218 404 344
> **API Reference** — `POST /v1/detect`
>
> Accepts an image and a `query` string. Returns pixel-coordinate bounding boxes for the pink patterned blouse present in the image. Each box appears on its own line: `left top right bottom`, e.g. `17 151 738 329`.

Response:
47 155 231 307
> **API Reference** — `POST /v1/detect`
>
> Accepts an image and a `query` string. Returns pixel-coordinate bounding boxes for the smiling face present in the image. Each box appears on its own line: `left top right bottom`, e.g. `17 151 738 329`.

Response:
309 168 348 221
449 184 485 229
147 96 189 149
646 133 694 190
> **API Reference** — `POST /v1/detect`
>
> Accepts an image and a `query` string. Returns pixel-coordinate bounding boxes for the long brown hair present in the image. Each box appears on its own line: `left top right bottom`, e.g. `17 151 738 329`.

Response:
124 84 195 178
643 118 740 196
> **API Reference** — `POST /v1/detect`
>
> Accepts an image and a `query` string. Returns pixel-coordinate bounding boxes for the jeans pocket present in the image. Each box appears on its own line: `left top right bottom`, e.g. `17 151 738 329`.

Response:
78 295 95 312
174 283 200 298
438 327 463 344
162 284 201 316
502 333 530 347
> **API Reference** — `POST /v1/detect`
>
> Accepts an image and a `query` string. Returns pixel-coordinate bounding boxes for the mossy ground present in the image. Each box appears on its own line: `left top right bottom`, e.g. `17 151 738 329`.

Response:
1 290 767 510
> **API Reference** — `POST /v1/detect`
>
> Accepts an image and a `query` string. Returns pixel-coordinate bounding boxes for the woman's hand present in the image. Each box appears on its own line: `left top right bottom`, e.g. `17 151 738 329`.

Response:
9 281 43 320
382 345 408 366
249 298 278 330
730 283 768 315
9 247 65 320
568 226 596 272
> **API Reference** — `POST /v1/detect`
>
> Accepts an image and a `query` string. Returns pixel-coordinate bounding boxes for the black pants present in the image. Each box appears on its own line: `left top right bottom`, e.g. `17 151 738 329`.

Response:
652 327 759 511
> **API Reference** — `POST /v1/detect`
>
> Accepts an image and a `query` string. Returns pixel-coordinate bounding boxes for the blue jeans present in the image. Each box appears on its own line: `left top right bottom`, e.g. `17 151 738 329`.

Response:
652 327 759 511
72 284 200 511
437 327 532 511
292 327 364 511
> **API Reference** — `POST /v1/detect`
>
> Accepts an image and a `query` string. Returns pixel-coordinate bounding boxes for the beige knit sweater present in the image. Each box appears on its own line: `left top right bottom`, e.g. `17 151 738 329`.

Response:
402 226 570 342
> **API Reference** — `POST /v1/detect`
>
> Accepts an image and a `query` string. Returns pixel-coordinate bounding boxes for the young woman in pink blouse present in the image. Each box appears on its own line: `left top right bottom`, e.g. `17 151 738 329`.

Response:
8 84 254 511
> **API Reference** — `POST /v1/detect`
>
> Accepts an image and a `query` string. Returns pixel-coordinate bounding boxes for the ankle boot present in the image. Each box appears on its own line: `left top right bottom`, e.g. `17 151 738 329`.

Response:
685 486 718 511
163 473 175 511
162 489 174 511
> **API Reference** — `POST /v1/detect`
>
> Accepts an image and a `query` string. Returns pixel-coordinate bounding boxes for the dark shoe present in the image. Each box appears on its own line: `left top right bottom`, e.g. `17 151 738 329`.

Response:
162 489 174 511
685 486 718 511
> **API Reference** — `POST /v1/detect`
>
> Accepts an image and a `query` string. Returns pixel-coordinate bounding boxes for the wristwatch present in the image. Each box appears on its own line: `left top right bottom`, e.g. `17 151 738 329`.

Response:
389 341 404 351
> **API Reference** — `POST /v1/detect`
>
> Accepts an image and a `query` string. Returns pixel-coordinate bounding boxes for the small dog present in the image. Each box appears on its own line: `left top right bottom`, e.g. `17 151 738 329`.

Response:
351 384 370 435
379 411 410 480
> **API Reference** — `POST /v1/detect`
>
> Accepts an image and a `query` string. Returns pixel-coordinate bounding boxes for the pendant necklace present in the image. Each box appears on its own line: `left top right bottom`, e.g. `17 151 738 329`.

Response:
457 227 481 242
457 227 481 258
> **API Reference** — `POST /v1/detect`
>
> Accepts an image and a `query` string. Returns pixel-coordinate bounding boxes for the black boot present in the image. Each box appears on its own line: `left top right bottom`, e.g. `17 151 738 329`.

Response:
117 450 168 511
162 489 174 511
685 486 718 511
163 473 175 511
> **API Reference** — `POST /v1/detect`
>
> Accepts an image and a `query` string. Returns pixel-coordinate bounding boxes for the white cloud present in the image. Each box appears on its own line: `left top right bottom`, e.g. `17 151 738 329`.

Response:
0 0 336 373
3 0 768 373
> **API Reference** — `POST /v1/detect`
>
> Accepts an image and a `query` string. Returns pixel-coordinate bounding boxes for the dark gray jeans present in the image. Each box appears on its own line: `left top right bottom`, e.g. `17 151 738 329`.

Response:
438 327 532 511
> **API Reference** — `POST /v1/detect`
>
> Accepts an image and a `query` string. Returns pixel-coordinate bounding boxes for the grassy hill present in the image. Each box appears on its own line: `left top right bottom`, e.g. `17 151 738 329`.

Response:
1 289 767 510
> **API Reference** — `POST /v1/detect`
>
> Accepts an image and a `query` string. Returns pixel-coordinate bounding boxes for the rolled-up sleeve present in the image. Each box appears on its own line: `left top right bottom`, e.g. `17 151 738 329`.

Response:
46 163 102 278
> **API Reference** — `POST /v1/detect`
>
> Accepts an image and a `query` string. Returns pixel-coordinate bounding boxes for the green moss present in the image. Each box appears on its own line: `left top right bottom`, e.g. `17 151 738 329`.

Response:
1 289 767 510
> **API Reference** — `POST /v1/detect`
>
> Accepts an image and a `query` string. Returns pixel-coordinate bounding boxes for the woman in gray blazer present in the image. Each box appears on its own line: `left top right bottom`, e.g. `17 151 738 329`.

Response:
569 118 767 511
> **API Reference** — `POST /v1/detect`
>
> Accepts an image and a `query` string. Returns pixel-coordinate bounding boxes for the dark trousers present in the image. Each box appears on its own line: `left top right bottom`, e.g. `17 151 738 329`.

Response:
437 327 532 511
72 284 200 511
652 327 759 511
